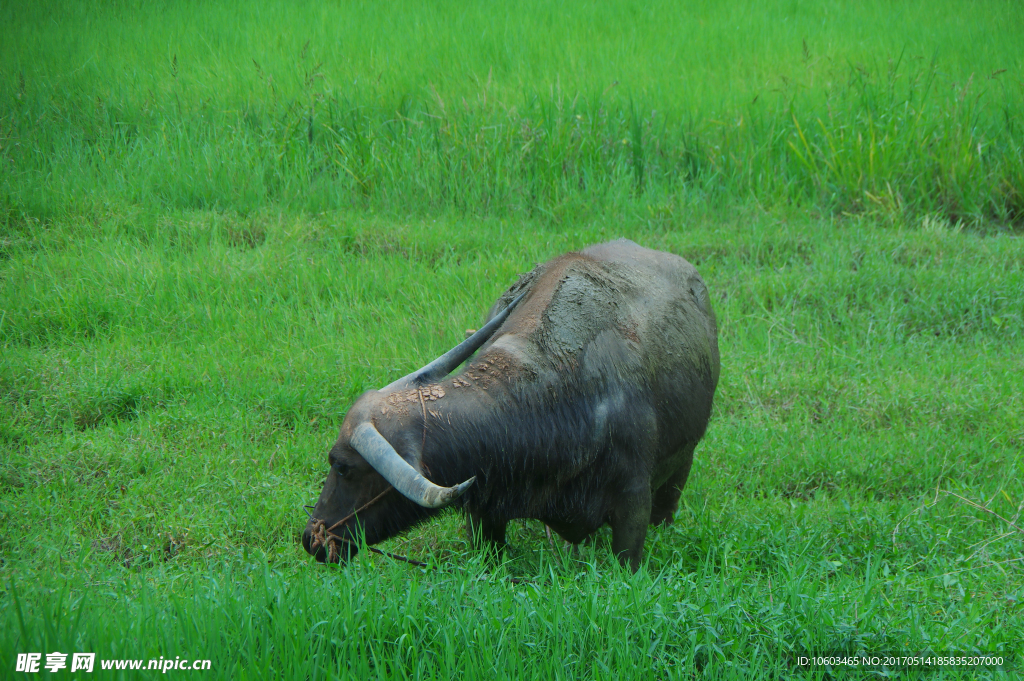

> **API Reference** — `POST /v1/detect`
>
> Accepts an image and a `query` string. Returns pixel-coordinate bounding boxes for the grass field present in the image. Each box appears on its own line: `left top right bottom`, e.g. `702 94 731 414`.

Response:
2 1 1023 679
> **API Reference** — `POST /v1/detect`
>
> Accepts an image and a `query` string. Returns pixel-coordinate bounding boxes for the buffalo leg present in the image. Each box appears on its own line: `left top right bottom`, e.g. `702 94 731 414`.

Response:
649 444 696 526
465 510 507 553
610 483 652 572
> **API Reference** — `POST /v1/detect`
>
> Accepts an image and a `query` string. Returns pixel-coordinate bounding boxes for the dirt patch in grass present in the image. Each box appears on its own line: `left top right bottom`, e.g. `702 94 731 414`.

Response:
92 534 135 568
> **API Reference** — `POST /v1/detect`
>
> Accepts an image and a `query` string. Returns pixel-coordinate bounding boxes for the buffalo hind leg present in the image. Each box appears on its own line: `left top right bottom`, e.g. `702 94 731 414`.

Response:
650 444 696 526
610 483 652 572
465 510 507 560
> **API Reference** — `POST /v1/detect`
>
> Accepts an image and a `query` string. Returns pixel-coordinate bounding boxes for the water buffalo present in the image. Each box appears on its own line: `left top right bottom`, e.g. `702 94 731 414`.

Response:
302 238 719 571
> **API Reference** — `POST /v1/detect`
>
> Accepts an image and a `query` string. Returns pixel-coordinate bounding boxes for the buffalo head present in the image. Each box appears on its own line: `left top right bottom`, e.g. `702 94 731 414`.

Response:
301 293 524 563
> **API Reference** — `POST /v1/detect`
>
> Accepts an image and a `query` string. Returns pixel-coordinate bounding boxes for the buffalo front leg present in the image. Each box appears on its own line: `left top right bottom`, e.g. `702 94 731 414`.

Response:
610 484 652 572
465 510 507 557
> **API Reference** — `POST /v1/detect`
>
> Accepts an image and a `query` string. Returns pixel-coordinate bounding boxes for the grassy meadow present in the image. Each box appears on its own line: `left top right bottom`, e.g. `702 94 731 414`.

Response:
2 0 1023 678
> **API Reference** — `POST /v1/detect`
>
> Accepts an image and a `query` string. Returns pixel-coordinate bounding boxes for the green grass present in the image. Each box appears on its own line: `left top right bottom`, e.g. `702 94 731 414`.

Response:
2 0 1024 678
2 209 1022 678
2 0 1023 226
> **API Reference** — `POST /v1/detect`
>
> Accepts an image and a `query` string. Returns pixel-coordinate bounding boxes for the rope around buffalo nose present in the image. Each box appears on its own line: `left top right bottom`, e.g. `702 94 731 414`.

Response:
305 491 528 582
308 516 431 568
307 485 395 562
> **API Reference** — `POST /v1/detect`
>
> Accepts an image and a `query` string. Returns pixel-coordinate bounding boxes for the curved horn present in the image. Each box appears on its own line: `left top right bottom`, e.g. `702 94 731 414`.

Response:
383 291 526 391
350 422 475 508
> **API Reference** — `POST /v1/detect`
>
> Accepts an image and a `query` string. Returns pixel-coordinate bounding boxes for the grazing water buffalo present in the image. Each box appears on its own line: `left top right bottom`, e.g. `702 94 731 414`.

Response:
302 239 719 571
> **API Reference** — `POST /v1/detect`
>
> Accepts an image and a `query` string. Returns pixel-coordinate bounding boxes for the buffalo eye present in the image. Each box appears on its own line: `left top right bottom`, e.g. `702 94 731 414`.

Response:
333 462 353 477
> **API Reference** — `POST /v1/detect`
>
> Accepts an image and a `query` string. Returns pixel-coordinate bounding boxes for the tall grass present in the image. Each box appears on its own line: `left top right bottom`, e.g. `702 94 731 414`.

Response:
2 0 1023 226
3 548 1016 679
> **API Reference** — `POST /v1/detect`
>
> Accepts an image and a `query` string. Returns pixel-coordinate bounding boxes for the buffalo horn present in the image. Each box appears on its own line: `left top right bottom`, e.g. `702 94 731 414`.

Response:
350 422 475 508
383 291 526 391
